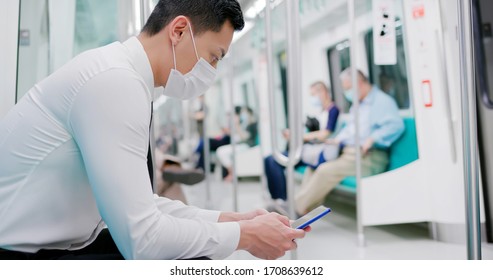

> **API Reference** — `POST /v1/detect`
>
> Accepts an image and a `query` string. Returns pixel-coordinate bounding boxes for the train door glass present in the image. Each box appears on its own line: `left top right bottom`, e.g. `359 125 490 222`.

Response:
327 41 351 113
476 0 493 105
269 2 289 152
16 0 142 101
475 0 493 243
278 51 288 122
327 27 411 113
365 24 411 110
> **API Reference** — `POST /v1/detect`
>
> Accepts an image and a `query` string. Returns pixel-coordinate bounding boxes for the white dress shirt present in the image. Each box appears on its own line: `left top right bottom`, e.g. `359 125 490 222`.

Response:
0 37 240 259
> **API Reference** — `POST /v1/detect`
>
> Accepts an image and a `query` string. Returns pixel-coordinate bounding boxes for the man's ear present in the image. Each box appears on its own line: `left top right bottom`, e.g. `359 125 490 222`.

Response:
168 16 190 46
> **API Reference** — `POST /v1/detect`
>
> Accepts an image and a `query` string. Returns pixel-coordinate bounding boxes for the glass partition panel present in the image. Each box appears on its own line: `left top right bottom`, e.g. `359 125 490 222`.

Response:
16 0 142 101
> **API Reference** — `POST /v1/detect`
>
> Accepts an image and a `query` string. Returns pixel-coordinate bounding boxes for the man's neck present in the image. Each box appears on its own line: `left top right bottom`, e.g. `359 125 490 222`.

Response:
359 84 372 101
137 32 172 87
322 100 332 110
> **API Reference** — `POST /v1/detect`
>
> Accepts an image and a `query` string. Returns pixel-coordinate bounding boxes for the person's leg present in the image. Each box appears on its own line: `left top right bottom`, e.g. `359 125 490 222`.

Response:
365 149 389 175
216 144 232 180
300 166 315 187
195 139 204 154
196 137 225 171
217 144 250 181
199 137 230 174
195 139 205 170
209 135 231 152
217 143 250 169
161 182 188 204
216 144 233 169
155 169 189 204
160 157 204 186
295 147 357 215
264 155 287 200
218 135 231 147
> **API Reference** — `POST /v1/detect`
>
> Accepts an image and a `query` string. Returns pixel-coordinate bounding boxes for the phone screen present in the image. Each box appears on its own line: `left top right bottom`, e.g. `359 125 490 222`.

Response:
291 206 331 229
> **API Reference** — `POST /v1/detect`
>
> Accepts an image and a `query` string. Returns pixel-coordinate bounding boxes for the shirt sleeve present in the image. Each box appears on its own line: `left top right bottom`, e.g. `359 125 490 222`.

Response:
69 69 240 260
334 124 350 143
152 195 221 222
326 106 340 133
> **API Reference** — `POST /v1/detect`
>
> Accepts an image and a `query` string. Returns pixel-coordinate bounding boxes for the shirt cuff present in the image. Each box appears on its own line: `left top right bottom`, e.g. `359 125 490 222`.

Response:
208 222 241 260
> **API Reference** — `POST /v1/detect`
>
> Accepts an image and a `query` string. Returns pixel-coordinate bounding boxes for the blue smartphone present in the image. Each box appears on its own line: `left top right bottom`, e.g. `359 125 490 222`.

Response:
292 206 331 229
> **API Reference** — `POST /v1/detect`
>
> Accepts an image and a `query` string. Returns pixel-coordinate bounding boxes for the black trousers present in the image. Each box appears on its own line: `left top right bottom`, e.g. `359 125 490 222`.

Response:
0 229 123 260
0 229 212 260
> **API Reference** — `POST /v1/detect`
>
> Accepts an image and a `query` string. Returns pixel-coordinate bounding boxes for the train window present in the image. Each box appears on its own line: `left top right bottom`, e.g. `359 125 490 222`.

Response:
73 0 120 56
365 23 411 110
477 0 493 105
16 0 142 101
278 50 289 120
327 40 351 113
326 24 411 113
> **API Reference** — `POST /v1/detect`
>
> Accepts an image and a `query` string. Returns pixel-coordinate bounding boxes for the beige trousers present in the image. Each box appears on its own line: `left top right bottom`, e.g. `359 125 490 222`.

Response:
295 147 389 214
154 176 188 204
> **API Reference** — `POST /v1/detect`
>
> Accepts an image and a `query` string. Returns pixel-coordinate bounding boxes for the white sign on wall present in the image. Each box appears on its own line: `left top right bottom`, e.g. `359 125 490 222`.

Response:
373 0 397 65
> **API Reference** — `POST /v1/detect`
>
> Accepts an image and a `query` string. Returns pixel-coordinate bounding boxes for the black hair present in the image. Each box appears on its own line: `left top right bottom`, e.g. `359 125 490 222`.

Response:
234 106 242 115
245 107 254 115
142 0 245 36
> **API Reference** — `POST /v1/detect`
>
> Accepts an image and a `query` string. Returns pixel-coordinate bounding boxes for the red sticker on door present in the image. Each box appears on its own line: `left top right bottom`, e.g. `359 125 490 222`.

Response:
422 80 433 107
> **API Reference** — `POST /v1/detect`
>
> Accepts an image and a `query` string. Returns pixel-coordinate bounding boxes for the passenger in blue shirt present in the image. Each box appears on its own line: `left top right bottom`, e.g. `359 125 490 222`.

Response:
265 82 340 215
295 68 404 215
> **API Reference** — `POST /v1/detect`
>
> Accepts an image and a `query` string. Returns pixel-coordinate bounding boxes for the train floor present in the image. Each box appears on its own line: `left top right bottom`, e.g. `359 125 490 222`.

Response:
181 173 493 260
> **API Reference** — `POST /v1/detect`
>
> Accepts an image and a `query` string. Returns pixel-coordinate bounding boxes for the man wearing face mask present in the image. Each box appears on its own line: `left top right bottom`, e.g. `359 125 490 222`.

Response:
264 81 339 215
0 0 306 260
294 68 404 215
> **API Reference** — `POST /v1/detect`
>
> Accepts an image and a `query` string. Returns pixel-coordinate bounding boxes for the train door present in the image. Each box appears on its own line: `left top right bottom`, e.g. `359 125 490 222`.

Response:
474 0 493 243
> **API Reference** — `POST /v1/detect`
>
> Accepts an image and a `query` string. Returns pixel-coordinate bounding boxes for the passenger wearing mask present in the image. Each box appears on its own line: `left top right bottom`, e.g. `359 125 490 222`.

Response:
0 0 306 260
264 81 340 215
295 68 404 215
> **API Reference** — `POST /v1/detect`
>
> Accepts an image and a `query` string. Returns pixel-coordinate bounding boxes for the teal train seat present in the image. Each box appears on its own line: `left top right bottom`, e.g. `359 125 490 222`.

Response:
336 117 419 193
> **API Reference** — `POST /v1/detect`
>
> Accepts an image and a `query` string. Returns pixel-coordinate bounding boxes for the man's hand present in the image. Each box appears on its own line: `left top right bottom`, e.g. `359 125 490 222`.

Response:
237 213 306 260
361 138 374 156
324 138 340 145
218 209 268 222
240 209 269 220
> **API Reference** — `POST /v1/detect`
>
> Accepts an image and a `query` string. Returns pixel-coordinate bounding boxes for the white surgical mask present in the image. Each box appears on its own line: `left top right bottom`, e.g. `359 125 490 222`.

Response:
162 22 217 100
240 112 248 124
310 96 322 109
344 89 354 103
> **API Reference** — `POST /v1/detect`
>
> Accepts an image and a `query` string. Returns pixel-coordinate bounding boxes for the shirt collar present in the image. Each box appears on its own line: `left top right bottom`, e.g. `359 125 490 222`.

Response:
361 86 377 105
122 36 155 98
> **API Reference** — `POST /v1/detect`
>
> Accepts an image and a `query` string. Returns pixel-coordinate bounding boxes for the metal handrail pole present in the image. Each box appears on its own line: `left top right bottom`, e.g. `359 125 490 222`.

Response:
348 0 364 247
457 0 482 260
265 0 289 167
228 49 239 212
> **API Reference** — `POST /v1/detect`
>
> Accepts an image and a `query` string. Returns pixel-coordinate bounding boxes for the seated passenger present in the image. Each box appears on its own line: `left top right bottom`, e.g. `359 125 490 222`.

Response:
295 68 405 215
264 81 340 214
193 107 241 178
154 150 205 204
216 106 258 181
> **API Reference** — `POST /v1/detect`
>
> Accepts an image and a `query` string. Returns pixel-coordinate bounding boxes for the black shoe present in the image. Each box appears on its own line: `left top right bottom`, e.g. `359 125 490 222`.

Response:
162 168 205 185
